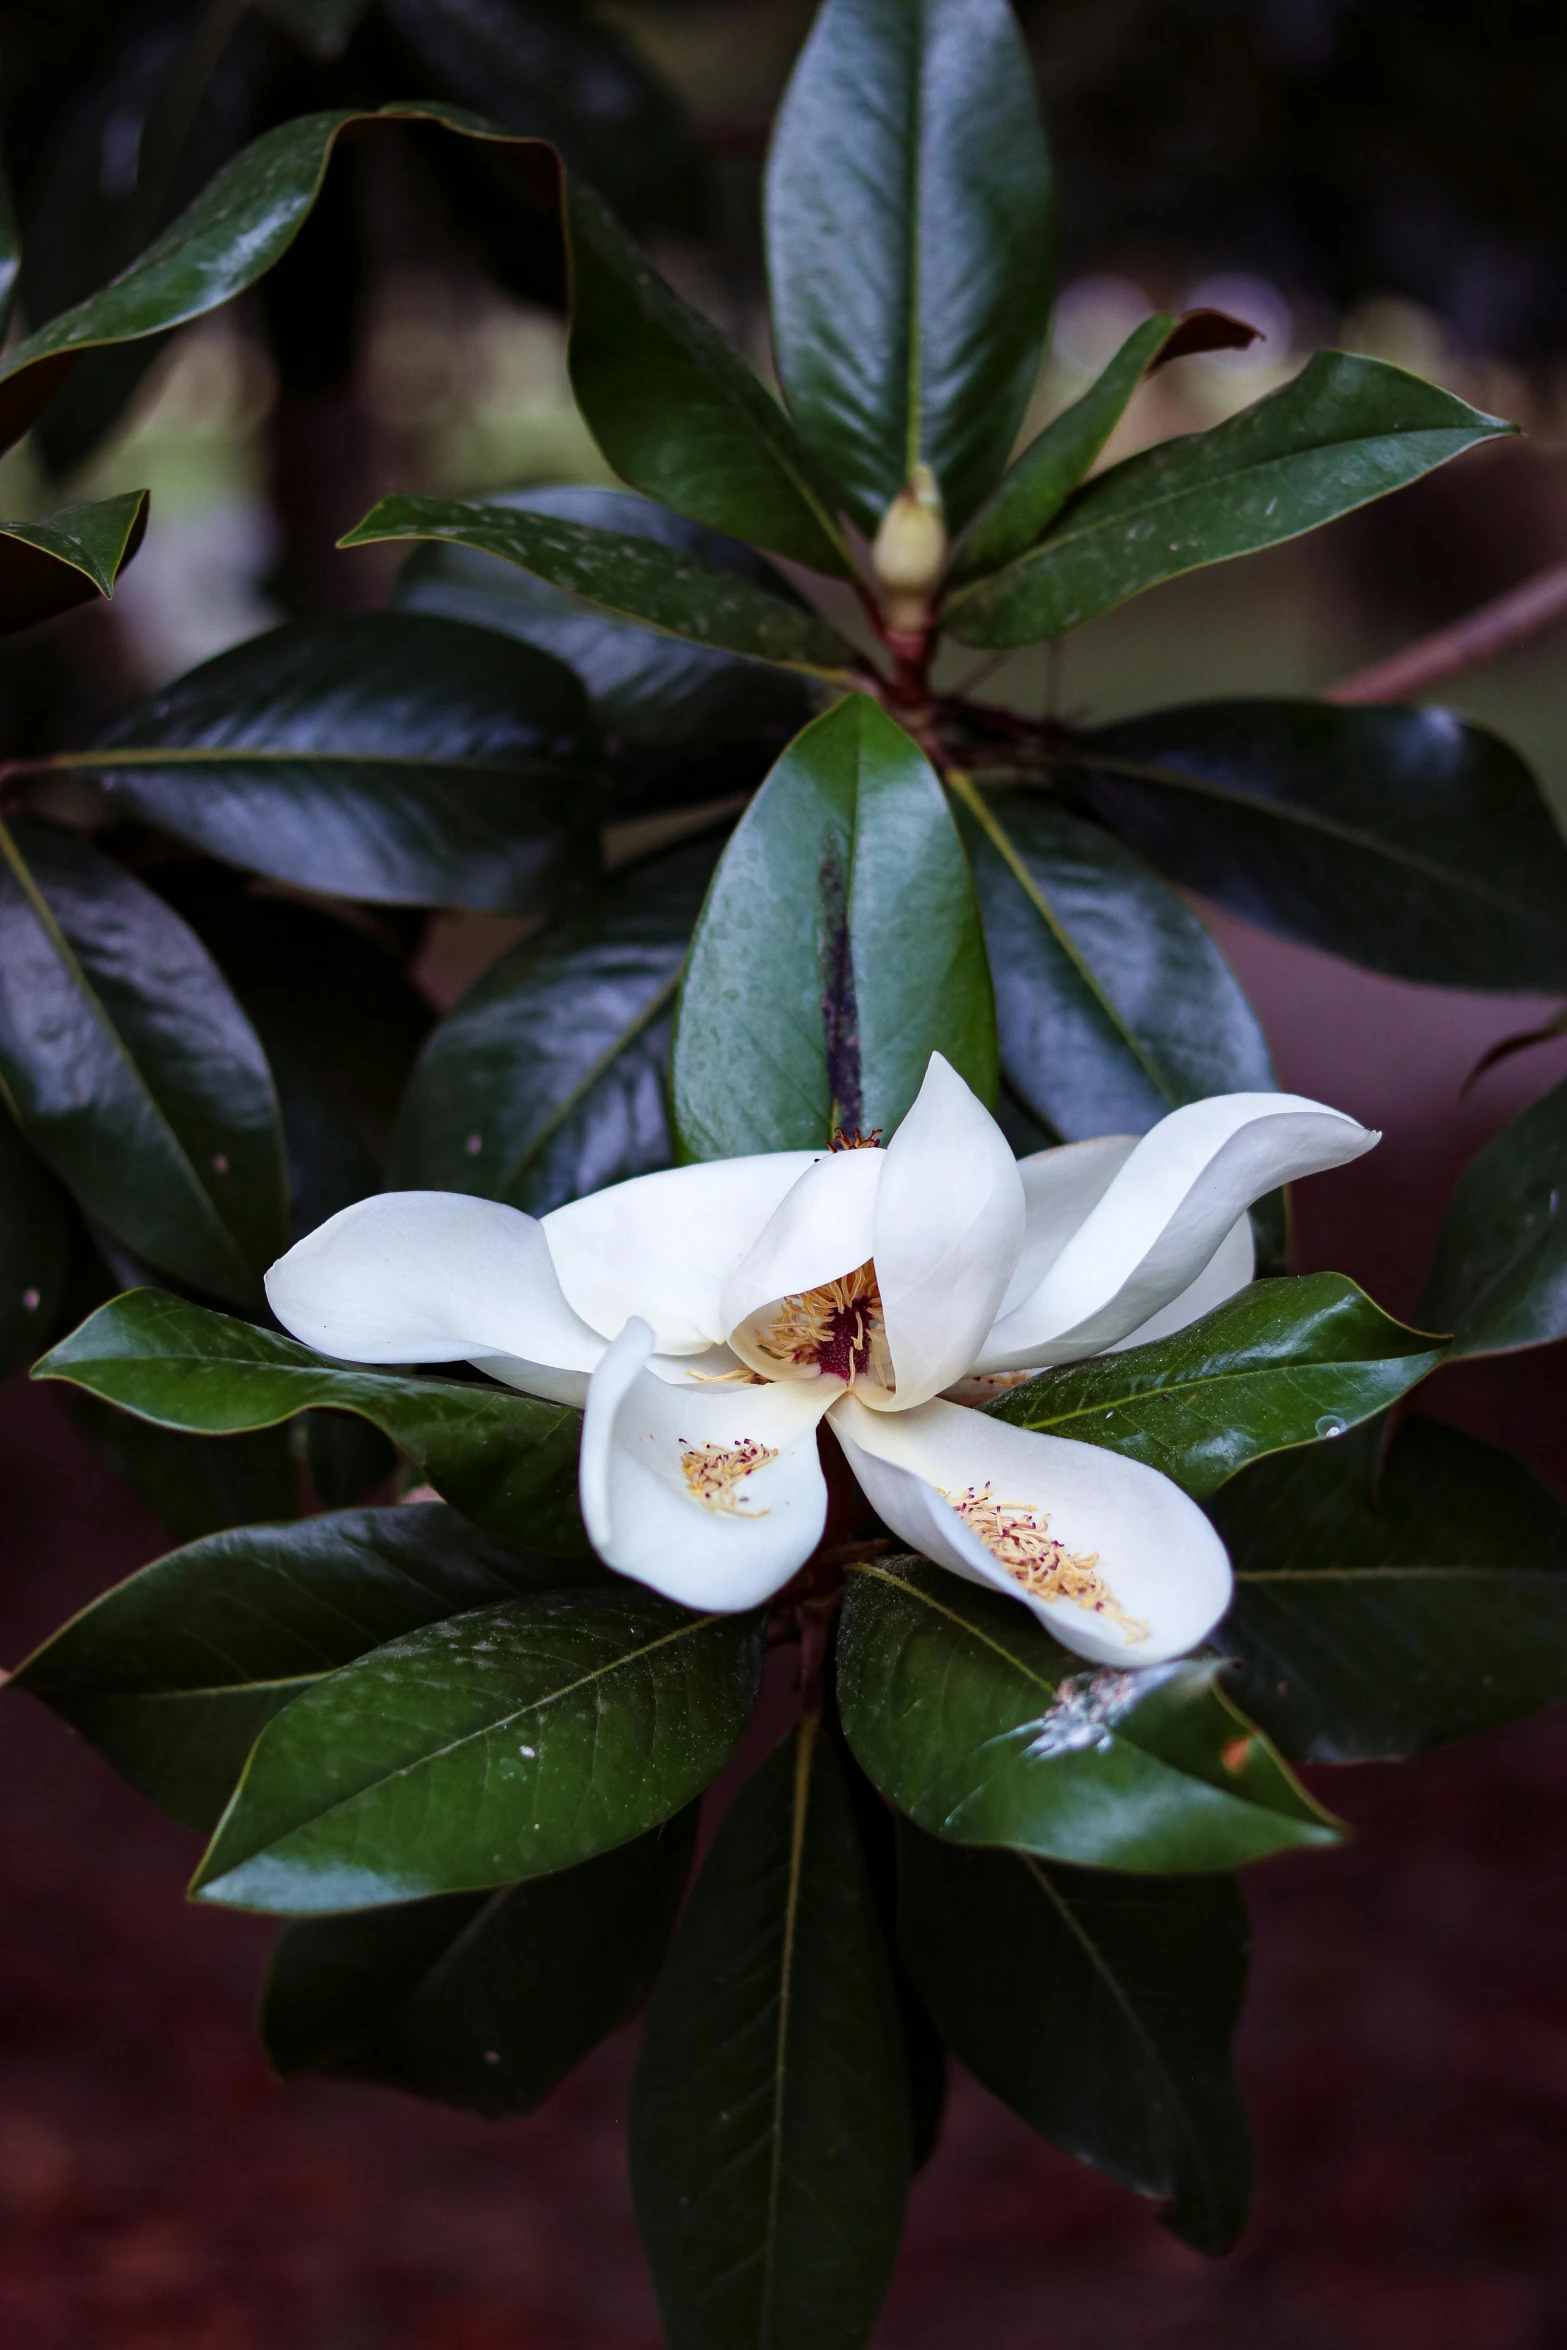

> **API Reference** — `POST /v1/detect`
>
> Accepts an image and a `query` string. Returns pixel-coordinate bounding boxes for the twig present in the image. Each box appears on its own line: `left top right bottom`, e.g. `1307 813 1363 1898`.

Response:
1323 557 1567 705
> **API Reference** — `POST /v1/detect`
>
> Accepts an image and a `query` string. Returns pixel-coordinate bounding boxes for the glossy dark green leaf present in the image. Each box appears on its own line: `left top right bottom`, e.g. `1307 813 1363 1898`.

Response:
13 13 260 476
837 1559 1339 1873
346 498 854 678
1213 1415 1567 1761
381 0 704 235
673 695 997 1157
0 1107 71 1374
0 491 148 637
631 1720 910 2350
764 0 1053 533
394 485 813 748
161 878 432 1167
0 821 287 1305
12 1502 595 1831
262 0 373 57
0 103 527 457
391 834 718 1213
950 310 1261 585
34 1290 586 1554
62 1391 298 1550
302 1409 396 1511
565 178 851 576
955 782 1274 1139
897 1824 1252 2253
190 1588 763 1912
61 614 598 913
1058 700 1567 990
1419 1077 1567 1356
945 355 1513 646
989 1275 1445 1499
263 1809 697 2114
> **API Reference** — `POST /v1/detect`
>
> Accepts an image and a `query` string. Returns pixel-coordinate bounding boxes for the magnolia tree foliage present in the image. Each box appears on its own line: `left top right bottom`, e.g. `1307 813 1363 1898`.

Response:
6 0 1567 2341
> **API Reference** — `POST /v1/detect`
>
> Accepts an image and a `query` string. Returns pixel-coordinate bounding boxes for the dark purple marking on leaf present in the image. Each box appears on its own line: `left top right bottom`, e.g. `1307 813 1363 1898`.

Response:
818 837 861 1135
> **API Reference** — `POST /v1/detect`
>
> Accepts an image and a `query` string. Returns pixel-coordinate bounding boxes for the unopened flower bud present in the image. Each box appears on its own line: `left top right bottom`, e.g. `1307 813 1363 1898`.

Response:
871 463 946 631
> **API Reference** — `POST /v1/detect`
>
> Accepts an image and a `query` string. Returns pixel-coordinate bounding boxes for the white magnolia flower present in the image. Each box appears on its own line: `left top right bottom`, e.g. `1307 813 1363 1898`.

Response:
266 1058 1376 1667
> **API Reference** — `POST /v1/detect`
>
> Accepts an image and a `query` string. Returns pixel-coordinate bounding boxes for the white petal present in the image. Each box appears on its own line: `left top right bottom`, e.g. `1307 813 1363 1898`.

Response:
976 1093 1376 1373
868 1054 1025 1412
721 1148 884 1373
542 1154 820 1355
580 1320 837 1609
831 1393 1231 1666
266 1193 606 1399
1105 1213 1255 1352
998 1137 1138 1319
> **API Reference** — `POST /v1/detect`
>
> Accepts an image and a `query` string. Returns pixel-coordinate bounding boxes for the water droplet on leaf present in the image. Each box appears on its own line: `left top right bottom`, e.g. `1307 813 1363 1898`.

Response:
1315 1415 1347 1439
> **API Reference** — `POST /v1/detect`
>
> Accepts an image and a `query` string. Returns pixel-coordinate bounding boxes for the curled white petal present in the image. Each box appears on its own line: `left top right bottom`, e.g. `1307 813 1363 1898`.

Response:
580 1320 837 1609
721 1148 884 1373
869 1053 1025 1412
266 1192 606 1399
1105 1213 1255 1353
831 1393 1232 1666
542 1154 820 1355
997 1136 1138 1320
976 1093 1376 1373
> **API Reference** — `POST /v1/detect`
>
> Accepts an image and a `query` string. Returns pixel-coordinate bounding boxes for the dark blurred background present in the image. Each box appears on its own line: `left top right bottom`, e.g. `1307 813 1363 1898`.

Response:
5 3 1567 2343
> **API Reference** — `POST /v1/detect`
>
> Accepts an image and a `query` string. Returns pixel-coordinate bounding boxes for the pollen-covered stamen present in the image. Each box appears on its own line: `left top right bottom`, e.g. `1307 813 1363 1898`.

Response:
941 1481 1150 1643
680 1436 779 1514
756 1261 891 1388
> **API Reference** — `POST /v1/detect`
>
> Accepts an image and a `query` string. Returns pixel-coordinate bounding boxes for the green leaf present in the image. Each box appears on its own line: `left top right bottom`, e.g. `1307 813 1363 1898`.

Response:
0 491 148 638
0 821 288 1305
1418 1076 1567 1356
672 695 997 1157
261 0 373 58
262 1810 698 2114
953 781 1274 1139
393 485 813 748
189 1588 763 1912
0 107 356 456
944 354 1514 646
950 310 1261 585
11 1501 595 1832
60 614 598 914
896 1824 1252 2254
764 0 1053 533
565 178 852 576
346 497 854 678
0 1107 71 1375
630 1719 910 2350
837 1558 1340 1873
1212 1415 1567 1761
1056 700 1567 990
33 1290 586 1554
0 104 526 459
390 834 717 1212
988 1275 1445 1499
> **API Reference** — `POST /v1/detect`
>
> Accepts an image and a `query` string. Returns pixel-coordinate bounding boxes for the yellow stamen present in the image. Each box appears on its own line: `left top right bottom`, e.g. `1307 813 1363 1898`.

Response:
941 1482 1149 1642
755 1261 891 1388
680 1437 779 1514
